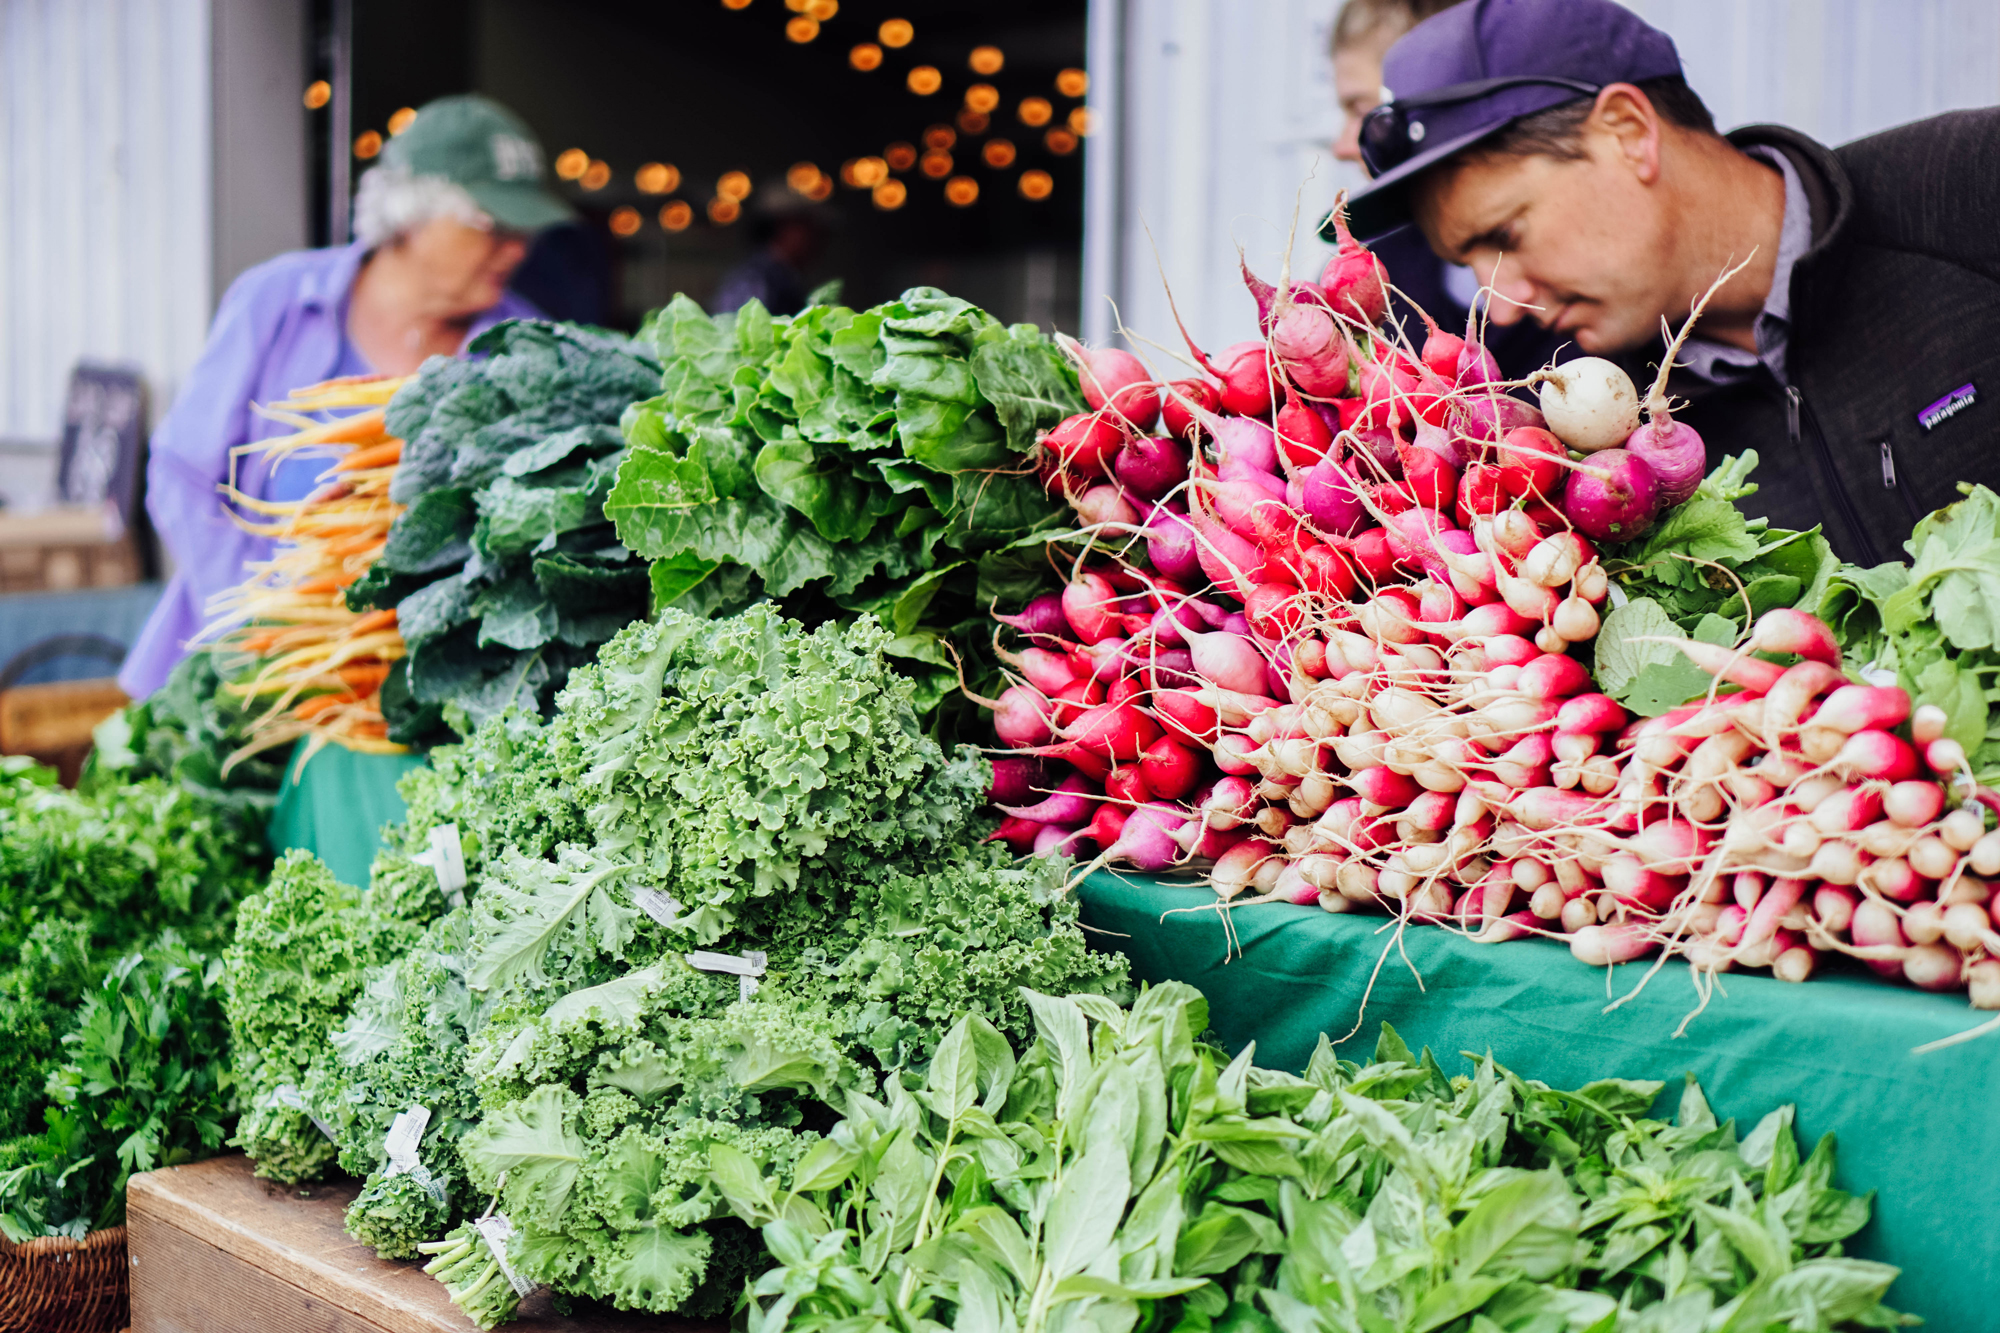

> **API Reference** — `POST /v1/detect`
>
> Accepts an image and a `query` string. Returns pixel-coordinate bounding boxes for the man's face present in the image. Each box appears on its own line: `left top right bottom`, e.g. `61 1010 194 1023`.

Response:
402 217 530 316
1333 42 1393 165
1408 129 1674 355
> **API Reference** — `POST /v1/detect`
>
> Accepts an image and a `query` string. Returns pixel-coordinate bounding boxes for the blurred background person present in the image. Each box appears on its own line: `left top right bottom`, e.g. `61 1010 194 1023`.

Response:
118 95 570 701
711 188 835 317
1331 0 1564 376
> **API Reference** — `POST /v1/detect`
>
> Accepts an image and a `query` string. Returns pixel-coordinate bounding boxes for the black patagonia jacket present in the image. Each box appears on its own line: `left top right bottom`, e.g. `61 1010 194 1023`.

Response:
1628 110 2000 566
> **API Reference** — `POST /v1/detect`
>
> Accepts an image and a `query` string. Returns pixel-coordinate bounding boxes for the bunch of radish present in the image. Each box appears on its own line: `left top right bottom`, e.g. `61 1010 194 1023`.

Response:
1520 606 2000 1008
983 210 2000 1010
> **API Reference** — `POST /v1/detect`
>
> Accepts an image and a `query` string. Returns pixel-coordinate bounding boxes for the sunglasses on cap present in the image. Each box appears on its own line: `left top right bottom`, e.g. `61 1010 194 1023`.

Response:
1358 75 1602 177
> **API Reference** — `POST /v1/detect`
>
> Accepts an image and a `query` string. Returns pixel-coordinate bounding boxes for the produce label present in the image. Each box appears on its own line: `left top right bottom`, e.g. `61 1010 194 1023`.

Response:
421 824 468 907
269 1083 337 1143
383 1105 446 1204
632 886 683 927
687 948 767 1000
475 1213 537 1298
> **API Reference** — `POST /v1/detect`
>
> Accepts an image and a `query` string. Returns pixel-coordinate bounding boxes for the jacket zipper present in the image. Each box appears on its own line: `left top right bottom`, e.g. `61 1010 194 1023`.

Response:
1788 385 1879 565
1877 440 1923 523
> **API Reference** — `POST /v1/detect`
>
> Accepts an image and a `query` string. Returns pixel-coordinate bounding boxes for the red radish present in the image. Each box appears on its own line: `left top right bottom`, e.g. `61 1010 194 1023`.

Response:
1482 635 1544 670
1153 689 1220 744
1042 411 1127 474
1101 802 1190 871
1453 390 1545 445
987 755 1049 806
1103 764 1150 806
1114 435 1189 501
1012 647 1075 696
1319 207 1390 325
1073 485 1140 531
1213 341 1274 416
1062 570 1121 642
1107 675 1146 707
1534 356 1641 452
1142 647 1198 692
999 773 1098 826
1137 735 1200 799
1301 544 1359 598
991 685 1055 746
1456 462 1509 526
1064 339 1161 432
1454 602 1538 641
1809 683 1911 737
1749 607 1842 667
1493 427 1567 499
1160 379 1221 443
1355 351 1424 426
1562 448 1660 541
1518 653 1591 700
987 815 1043 854
1198 776 1259 829
1063 702 1159 763
1085 801 1130 849
1602 855 1679 911
1418 311 1466 382
1275 384 1336 467
1245 583 1305 639
1834 730 1919 781
1394 439 1459 511
1187 507 1263 600
1350 767 1419 808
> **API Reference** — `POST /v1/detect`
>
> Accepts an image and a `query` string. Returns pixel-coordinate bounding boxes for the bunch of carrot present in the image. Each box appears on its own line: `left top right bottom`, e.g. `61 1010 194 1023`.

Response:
981 205 2000 1012
204 374 411 772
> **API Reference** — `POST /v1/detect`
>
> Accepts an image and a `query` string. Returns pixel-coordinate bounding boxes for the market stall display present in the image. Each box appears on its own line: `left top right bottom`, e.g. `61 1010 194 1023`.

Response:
978 204 2000 1015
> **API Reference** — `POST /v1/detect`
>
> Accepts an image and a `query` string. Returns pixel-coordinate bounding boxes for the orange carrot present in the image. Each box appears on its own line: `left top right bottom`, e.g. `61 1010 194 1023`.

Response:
315 409 388 445
334 439 404 472
338 662 391 695
347 608 399 638
293 692 358 720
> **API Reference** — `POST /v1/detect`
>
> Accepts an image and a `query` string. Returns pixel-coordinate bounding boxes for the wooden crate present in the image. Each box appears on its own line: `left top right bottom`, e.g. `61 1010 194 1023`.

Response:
0 508 139 593
127 1156 715 1333
0 678 127 786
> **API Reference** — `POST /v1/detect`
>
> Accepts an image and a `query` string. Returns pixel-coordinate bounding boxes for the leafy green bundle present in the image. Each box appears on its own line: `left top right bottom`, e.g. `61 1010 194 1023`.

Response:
1824 483 2000 780
1591 454 1840 715
709 988 1906 1333
0 934 237 1240
83 651 286 817
608 290 1081 724
232 606 1126 1320
345 320 663 746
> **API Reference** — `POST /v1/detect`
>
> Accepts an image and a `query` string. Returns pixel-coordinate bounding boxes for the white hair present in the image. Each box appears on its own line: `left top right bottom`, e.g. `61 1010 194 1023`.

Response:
351 164 492 247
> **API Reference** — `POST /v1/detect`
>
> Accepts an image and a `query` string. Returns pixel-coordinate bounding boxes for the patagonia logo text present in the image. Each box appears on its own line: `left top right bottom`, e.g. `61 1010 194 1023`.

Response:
1917 381 1977 431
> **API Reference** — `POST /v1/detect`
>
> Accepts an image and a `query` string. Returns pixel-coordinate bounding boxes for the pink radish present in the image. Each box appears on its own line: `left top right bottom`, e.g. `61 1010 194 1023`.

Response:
1665 639 1787 695
1032 823 1086 856
1813 884 1860 934
1562 448 1660 541
1903 943 1962 992
1144 504 1203 584
1319 207 1389 325
1350 767 1420 808
1182 627 1272 696
1186 507 1263 601
1013 647 1076 696
1064 339 1161 432
1211 838 1281 897
987 815 1043 853
1100 802 1188 871
1518 653 1591 701
1834 730 1919 782
991 685 1055 746
1300 458 1369 536
1749 608 1842 667
1063 703 1159 763
1555 693 1627 735
999 773 1099 827
1851 898 1909 978
1275 383 1335 467
1568 922 1656 966
1269 305 1351 399
1073 486 1139 531
997 592 1073 644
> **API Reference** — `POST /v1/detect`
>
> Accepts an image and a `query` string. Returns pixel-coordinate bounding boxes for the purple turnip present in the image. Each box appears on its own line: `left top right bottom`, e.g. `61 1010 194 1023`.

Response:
1562 448 1661 541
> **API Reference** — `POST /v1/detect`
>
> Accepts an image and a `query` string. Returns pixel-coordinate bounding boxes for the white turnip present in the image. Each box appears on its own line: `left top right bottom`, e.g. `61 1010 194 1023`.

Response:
1534 357 1640 452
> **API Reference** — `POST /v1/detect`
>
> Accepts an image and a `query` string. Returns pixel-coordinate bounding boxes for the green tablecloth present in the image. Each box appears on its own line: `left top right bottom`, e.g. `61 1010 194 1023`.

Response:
266 740 427 887
1078 870 1998 1331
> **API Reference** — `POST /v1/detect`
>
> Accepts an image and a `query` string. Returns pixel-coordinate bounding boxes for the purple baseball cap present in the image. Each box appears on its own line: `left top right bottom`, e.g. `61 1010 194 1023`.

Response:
1330 0 1684 242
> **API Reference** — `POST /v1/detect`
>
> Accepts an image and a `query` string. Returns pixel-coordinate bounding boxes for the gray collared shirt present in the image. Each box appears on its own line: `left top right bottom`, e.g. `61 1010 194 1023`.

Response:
1677 145 1812 386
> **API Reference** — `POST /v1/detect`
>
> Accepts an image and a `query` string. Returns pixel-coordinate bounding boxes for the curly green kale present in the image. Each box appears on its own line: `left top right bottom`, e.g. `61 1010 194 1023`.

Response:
223 851 425 1183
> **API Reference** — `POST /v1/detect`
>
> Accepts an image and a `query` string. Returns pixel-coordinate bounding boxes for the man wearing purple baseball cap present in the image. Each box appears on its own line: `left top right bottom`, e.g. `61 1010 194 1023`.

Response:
1330 0 2000 565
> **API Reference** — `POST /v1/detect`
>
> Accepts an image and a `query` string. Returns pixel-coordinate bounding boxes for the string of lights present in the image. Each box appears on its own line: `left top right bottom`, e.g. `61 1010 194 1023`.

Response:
304 5 1090 236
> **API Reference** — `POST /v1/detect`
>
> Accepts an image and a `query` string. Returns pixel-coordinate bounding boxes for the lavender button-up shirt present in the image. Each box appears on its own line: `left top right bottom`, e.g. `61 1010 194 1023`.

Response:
119 243 539 699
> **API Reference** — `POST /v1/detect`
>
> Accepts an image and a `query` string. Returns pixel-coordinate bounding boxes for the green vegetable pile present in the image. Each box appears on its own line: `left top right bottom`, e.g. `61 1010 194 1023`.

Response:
345 319 664 746
84 650 287 818
1592 454 1840 716
1824 482 2000 782
227 605 1126 1321
709 988 1908 1333
0 753 270 1239
609 289 1081 729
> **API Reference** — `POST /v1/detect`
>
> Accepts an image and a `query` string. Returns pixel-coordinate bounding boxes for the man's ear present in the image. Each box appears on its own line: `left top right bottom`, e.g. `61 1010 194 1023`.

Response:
1591 83 1663 184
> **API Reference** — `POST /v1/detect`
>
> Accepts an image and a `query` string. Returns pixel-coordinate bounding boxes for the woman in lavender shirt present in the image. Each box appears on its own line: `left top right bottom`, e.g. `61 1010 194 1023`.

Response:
119 95 571 699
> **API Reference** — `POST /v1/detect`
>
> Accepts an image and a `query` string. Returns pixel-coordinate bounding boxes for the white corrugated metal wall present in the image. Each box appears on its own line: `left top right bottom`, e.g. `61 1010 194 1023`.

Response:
1085 0 2000 357
0 0 213 443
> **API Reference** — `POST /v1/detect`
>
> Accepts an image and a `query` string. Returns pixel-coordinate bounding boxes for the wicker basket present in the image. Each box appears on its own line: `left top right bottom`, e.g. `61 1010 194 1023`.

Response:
0 1226 128 1333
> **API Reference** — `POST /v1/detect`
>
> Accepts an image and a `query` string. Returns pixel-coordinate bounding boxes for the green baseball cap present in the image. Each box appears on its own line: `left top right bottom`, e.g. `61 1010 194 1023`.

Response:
379 94 574 233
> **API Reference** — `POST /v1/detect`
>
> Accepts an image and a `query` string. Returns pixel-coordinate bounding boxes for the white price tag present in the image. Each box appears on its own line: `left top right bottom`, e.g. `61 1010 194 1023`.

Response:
687 949 768 1000
270 1084 337 1143
413 825 468 908
475 1213 536 1298
383 1106 446 1204
632 886 682 927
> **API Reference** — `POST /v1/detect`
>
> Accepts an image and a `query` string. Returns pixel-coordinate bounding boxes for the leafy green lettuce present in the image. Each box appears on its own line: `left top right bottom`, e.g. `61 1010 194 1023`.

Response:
608 290 1080 730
